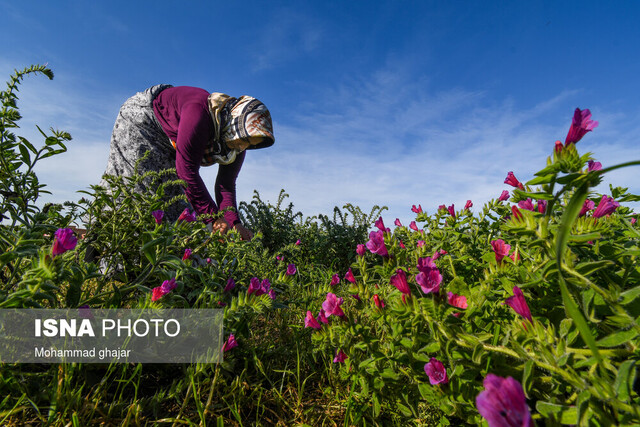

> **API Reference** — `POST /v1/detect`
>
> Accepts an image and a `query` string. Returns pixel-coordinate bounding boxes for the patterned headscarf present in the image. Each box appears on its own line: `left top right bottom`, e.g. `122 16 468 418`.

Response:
204 93 274 166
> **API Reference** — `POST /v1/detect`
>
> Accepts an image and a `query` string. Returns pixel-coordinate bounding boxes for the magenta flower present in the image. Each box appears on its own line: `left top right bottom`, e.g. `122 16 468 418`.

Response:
356 244 366 256
151 278 177 301
182 248 192 261
330 274 340 286
351 294 361 302
409 221 419 231
417 240 425 248
268 289 276 300
592 195 620 218
178 208 197 222
632 217 637 225
579 199 596 217
476 374 533 427
152 210 164 224
438 204 447 211
366 230 389 257
51 228 78 257
505 286 533 323
504 172 525 190
511 205 524 221
424 358 449 385
491 240 511 264
447 204 456 218
276 255 284 262
432 249 447 260
222 334 238 352
286 263 297 275
399 240 406 249
317 309 329 324
498 190 510 202
322 293 345 317
224 278 235 292
465 200 473 210
333 349 348 363
390 269 411 295
412 204 423 214
78 305 94 319
304 311 322 330
565 108 598 145
417 256 437 273
345 268 356 284
394 218 403 227
588 160 602 172
206 257 212 264
373 294 385 309
374 216 387 232
295 239 301 246
537 200 547 214
416 268 442 294
517 199 535 212
248 277 262 296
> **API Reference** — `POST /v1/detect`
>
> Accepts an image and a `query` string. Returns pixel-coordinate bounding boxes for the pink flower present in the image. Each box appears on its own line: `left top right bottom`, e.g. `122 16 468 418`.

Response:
330 274 340 286
304 311 322 330
345 268 356 283
390 269 411 295
178 208 197 222
432 249 447 260
498 190 510 202
476 374 533 427
276 255 284 262
447 292 468 310
374 216 389 232
554 140 563 155
182 248 192 261
399 240 406 249
295 239 301 246
592 195 620 218
412 204 423 214
416 268 442 294
373 294 385 309
394 218 403 227
351 294 361 301
417 256 437 273
356 244 366 256
588 160 602 172
222 334 238 352
206 258 212 264
268 289 276 300
151 278 177 301
409 221 419 231
51 228 78 257
333 349 348 363
152 210 164 224
632 217 637 225
447 204 456 218
465 200 473 210
424 358 449 385
504 172 525 190
317 309 329 324
579 199 596 217
417 240 425 248
517 199 535 212
438 204 447 211
511 205 524 221
322 293 345 317
505 286 533 323
224 278 235 292
537 200 547 214
565 108 598 145
491 240 511 264
286 263 297 275
366 230 389 257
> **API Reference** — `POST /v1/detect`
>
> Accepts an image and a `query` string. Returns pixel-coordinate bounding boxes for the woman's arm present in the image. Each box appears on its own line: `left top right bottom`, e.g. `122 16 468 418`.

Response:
215 150 246 226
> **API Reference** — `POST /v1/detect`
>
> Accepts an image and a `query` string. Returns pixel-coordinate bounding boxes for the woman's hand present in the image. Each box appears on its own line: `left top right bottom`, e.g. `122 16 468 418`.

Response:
211 218 231 234
233 223 254 241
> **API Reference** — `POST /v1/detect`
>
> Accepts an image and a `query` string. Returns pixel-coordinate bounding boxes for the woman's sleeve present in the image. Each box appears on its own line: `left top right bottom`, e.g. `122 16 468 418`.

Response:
215 150 246 226
174 102 219 221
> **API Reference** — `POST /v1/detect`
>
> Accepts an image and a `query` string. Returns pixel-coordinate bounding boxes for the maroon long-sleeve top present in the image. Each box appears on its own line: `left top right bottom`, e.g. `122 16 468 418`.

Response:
152 86 243 225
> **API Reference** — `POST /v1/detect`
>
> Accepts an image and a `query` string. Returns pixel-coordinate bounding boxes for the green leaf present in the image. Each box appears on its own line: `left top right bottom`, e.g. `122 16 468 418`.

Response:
522 360 534 393
614 360 636 402
620 286 640 305
372 393 381 417
555 183 602 364
596 329 638 348
526 175 555 186
535 401 578 425
568 233 602 243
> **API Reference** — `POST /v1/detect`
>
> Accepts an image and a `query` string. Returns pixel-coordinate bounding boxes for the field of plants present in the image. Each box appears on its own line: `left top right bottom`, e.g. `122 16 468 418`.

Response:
1 65 639 426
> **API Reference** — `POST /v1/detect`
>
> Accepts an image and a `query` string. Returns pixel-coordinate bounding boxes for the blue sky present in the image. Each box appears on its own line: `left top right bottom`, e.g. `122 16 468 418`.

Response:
2 0 639 226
